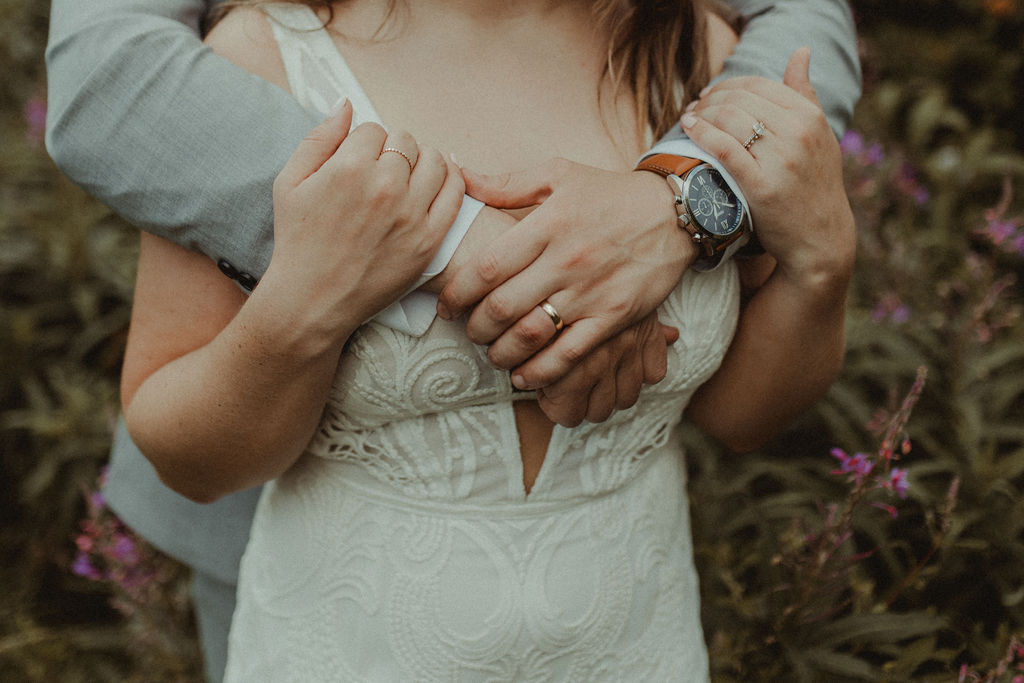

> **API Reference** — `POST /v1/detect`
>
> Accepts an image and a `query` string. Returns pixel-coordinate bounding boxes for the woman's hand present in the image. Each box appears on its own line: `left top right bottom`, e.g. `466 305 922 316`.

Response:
267 100 465 341
680 49 856 452
681 48 855 290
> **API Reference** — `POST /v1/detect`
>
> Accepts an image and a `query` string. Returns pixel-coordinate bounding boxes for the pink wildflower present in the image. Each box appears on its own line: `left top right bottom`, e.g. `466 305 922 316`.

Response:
840 130 863 157
982 218 1019 245
23 96 46 144
72 552 102 580
829 448 874 481
865 143 885 165
885 467 910 499
111 533 140 565
871 292 910 324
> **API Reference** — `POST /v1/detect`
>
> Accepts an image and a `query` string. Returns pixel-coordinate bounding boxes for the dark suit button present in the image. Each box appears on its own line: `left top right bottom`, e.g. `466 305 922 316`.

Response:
237 273 258 292
217 258 239 279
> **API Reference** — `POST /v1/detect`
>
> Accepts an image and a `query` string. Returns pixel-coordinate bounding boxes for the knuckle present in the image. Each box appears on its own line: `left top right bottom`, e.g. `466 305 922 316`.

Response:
645 361 667 385
561 246 593 272
464 324 490 345
545 399 584 428
419 147 444 172
616 383 641 410
483 290 516 324
486 346 515 370
615 395 638 411
716 144 740 168
473 250 504 287
586 400 614 424
560 340 588 367
513 319 549 350
520 363 558 389
370 177 401 205
391 128 414 143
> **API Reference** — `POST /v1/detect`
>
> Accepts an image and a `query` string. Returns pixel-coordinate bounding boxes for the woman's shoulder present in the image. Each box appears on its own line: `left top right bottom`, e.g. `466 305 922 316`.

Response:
204 5 290 92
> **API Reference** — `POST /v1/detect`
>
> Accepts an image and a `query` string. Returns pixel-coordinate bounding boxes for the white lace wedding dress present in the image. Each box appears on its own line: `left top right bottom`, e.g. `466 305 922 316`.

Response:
223 6 740 681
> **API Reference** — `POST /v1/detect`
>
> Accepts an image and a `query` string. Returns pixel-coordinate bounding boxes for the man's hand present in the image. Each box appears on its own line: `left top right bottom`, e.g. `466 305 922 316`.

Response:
437 159 699 390
537 313 679 427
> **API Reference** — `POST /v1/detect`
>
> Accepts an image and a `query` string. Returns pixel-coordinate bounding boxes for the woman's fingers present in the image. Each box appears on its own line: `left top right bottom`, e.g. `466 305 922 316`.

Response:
275 98 354 190
378 129 419 173
681 110 760 182
407 147 448 206
694 97 788 159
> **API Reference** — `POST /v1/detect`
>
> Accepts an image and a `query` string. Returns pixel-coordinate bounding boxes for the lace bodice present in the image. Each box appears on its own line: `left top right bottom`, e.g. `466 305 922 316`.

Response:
224 7 741 681
310 268 738 503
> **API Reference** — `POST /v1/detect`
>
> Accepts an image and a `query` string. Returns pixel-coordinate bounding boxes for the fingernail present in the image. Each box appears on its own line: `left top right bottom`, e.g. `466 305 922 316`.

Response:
449 152 460 167
681 113 698 129
437 301 452 320
699 85 712 98
511 374 530 390
684 100 698 113
329 96 349 117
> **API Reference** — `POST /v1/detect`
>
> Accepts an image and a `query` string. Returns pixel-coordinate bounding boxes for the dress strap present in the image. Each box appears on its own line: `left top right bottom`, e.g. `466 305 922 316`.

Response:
262 3 384 125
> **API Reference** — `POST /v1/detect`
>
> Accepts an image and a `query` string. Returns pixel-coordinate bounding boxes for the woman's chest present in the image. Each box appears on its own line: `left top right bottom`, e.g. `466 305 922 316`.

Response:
328 9 645 174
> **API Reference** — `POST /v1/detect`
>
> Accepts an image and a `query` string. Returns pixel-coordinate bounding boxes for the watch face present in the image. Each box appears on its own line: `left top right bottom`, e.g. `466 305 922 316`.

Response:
685 167 744 236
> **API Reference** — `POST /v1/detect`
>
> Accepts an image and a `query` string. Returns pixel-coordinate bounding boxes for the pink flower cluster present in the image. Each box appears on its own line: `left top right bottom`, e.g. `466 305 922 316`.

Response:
958 635 1024 682
23 95 46 145
830 447 909 518
72 474 157 600
825 368 926 520
840 130 929 205
976 178 1024 257
871 292 911 325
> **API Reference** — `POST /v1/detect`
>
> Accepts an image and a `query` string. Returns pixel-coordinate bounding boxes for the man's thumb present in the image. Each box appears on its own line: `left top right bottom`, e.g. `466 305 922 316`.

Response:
783 47 820 106
462 163 557 209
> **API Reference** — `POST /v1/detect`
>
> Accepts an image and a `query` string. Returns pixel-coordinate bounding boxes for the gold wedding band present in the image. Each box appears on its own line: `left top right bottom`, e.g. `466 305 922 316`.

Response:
742 120 768 151
539 300 564 332
381 147 414 171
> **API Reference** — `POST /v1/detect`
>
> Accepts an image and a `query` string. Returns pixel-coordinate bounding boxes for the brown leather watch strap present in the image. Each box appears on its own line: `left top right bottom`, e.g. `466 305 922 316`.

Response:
635 154 702 178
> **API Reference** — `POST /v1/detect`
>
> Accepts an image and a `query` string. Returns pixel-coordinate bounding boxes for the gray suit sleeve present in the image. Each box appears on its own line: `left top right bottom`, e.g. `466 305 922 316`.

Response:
45 0 320 278
703 0 860 136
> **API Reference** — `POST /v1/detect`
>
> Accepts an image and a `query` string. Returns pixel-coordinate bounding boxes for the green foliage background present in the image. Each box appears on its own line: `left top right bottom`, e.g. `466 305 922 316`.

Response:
1 1 1023 680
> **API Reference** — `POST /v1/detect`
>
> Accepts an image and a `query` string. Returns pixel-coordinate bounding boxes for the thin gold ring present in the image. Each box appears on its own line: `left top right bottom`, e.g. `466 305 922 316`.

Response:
539 300 564 332
381 147 414 172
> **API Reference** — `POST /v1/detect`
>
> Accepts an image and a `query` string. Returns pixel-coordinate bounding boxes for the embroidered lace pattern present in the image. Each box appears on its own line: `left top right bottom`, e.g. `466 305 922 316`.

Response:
224 6 740 681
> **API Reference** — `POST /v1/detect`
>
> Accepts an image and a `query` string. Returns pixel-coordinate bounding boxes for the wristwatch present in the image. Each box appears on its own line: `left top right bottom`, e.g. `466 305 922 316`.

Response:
635 153 756 270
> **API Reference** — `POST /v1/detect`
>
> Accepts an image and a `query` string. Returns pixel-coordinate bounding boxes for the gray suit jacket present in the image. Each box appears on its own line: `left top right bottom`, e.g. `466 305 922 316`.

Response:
45 0 861 585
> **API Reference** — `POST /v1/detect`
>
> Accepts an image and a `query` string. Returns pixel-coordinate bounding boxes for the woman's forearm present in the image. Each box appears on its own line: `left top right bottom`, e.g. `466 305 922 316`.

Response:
686 252 853 452
123 270 360 504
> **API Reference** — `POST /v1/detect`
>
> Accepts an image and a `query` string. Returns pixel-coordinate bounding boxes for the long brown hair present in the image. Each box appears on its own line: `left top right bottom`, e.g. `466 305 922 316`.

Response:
210 0 710 140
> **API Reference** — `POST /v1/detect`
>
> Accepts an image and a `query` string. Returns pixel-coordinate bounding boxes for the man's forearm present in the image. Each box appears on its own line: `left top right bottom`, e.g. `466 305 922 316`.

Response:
46 0 320 278
704 0 860 136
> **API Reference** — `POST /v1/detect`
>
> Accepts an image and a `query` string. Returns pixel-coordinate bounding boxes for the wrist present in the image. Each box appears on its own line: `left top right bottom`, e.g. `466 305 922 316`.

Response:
631 170 698 274
773 243 855 311
251 260 362 358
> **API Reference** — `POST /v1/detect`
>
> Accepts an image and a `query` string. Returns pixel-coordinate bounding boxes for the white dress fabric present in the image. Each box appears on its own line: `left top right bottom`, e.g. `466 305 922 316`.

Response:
224 6 740 681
